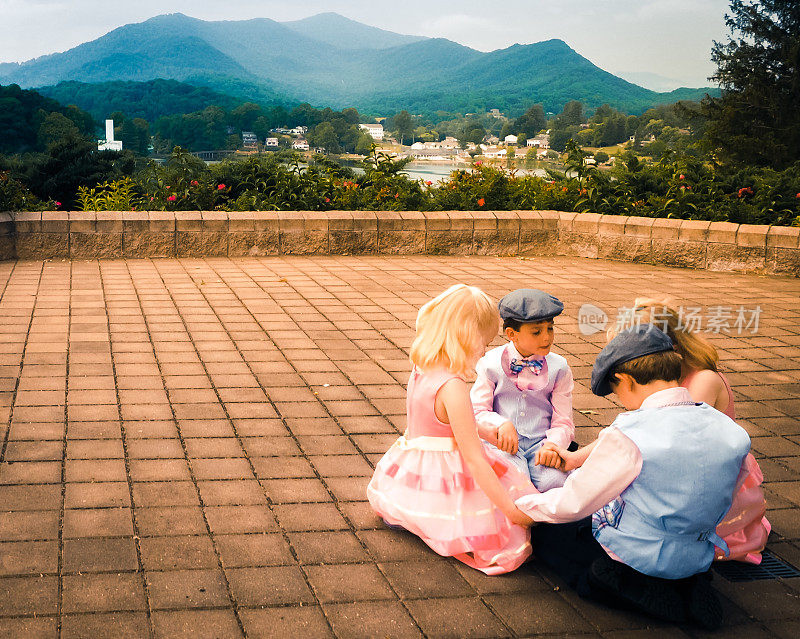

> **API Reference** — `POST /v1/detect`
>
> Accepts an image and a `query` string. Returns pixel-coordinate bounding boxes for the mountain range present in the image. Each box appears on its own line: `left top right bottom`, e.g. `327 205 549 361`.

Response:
0 12 716 117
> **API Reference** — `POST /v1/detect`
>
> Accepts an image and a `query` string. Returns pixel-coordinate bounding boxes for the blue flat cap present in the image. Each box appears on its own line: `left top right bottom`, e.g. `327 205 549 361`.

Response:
498 289 564 323
591 323 674 396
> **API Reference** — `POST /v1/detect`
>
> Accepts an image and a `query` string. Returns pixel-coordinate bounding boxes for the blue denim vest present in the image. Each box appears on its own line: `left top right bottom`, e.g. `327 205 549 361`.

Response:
593 403 750 579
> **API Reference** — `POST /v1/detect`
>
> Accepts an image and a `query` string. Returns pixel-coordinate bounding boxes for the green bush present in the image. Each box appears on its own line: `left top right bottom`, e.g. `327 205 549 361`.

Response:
4 146 800 226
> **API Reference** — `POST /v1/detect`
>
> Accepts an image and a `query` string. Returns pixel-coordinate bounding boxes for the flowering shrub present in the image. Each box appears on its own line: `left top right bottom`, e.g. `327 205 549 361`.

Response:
17 146 800 226
0 171 50 212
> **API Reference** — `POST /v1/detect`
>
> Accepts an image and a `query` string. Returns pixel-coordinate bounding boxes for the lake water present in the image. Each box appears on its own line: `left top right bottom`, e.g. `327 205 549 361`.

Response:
348 161 550 184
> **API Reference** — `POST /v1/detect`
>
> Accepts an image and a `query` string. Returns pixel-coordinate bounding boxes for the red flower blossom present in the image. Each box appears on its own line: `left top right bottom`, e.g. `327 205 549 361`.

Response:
324 197 331 203
166 185 170 189
217 184 226 190
679 174 685 180
796 192 800 198
168 195 177 202
191 180 199 186
562 187 568 192
395 193 399 199
580 189 587 195
475 161 482 167
55 201 61 207
737 187 753 198
477 198 485 207
426 180 433 186
686 185 691 190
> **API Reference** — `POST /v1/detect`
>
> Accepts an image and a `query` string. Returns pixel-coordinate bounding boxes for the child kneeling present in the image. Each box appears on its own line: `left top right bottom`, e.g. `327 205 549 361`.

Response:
516 324 751 630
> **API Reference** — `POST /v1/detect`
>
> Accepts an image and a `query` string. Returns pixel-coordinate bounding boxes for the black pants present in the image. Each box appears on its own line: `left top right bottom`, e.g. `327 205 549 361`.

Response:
530 517 606 596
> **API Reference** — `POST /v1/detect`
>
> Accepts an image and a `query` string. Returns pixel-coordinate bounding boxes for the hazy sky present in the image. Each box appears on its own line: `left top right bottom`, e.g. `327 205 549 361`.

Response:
0 0 731 87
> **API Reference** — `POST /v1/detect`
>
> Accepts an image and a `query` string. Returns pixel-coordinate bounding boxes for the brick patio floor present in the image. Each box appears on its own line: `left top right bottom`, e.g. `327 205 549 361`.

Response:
0 256 799 638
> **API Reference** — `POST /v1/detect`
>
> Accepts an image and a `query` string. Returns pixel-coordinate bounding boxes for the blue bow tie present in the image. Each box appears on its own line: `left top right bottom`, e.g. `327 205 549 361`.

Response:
510 357 544 375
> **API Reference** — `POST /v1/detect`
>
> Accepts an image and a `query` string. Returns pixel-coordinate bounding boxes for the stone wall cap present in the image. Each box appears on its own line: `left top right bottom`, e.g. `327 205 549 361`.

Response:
42 210 70 220
202 211 229 220
13 211 41 221
651 217 681 239
766 224 800 249
95 211 124 219
69 211 96 221
708 220 739 243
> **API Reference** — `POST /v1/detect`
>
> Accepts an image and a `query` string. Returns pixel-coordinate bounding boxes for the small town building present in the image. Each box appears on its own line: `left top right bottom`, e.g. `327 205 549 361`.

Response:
504 134 518 146
265 137 279 148
292 139 310 151
527 133 550 149
359 123 385 141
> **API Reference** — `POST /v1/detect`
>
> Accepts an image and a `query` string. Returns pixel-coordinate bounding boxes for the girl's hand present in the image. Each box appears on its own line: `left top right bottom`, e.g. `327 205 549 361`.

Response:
508 507 534 527
534 442 566 470
497 421 519 455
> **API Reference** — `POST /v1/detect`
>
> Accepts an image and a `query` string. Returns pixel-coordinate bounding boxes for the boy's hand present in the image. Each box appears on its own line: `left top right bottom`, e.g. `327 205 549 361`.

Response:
534 442 566 470
497 421 518 455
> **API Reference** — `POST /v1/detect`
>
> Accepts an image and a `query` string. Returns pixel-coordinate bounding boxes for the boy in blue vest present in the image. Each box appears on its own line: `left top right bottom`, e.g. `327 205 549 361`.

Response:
516 324 751 629
471 288 575 492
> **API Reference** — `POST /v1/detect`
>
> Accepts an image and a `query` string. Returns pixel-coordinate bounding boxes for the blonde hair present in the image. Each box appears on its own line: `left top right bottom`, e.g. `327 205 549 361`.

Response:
410 284 499 380
612 297 719 372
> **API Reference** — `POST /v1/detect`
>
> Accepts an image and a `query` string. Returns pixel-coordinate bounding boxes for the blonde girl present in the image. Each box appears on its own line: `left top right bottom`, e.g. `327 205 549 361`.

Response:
367 284 536 574
624 298 770 564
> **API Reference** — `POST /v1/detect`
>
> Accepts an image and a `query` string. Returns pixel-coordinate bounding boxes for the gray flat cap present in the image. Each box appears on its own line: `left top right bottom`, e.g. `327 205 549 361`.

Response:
590 323 674 396
498 289 564 323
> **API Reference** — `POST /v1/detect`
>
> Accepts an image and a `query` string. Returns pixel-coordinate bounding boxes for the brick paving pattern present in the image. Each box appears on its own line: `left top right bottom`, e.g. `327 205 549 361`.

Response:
0 255 798 638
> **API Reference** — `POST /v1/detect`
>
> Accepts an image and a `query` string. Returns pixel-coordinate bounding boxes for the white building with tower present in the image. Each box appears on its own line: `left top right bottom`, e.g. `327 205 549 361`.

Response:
98 119 122 151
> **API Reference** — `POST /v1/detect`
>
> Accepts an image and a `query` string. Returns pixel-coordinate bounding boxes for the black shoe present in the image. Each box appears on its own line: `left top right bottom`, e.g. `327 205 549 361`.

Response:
681 571 723 631
588 555 686 623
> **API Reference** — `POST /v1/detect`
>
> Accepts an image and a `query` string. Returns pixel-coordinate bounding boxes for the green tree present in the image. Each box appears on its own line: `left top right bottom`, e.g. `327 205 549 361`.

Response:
514 104 547 140
37 111 82 149
557 101 585 126
701 0 800 167
311 121 341 154
392 110 414 144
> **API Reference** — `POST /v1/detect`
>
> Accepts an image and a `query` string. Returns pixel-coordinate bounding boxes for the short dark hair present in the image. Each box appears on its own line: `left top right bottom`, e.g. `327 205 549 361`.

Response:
503 318 553 332
609 350 682 388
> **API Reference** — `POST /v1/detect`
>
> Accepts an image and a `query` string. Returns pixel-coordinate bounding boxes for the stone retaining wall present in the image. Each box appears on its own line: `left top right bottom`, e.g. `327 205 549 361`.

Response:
2 210 798 276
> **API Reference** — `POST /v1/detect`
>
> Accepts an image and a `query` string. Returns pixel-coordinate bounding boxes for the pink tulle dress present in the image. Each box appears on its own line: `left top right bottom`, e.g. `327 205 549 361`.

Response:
683 370 771 564
367 367 536 574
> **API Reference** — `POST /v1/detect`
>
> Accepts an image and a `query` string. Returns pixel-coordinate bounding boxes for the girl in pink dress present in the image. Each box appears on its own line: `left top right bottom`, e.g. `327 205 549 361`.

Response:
367 284 536 575
629 299 770 564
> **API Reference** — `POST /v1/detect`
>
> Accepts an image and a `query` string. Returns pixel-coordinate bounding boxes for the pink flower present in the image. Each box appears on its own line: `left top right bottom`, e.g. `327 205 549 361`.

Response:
680 186 686 191
150 197 154 201
679 174 685 180
55 201 61 207
686 185 691 190
217 184 226 190
478 198 485 207
475 161 482 166
168 195 177 201
166 185 170 189
191 180 199 186
324 197 331 203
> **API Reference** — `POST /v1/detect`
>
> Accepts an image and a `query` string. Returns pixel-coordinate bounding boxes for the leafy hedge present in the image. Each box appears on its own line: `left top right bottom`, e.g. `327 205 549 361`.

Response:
3 146 800 227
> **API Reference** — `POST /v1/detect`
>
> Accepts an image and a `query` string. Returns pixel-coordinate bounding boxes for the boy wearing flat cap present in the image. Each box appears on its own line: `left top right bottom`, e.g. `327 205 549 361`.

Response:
471 288 575 492
515 324 751 629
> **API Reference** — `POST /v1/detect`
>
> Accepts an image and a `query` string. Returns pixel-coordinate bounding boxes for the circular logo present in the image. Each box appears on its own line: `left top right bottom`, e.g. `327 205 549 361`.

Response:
578 303 608 336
